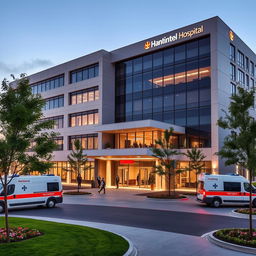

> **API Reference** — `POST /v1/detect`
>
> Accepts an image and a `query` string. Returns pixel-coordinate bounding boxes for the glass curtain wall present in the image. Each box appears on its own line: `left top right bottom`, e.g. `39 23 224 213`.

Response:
116 36 211 147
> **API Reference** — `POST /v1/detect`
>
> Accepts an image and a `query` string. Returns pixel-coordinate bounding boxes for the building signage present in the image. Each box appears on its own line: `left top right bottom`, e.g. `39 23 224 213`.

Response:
144 25 204 50
229 30 234 41
120 160 135 164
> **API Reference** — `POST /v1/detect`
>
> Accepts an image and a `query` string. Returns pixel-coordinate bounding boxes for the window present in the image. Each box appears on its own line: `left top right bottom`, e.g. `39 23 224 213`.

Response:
69 86 99 105
54 136 64 151
43 95 64 111
237 51 245 69
231 83 236 95
246 57 249 72
238 69 245 85
246 74 250 89
70 63 99 83
223 182 241 192
229 44 235 61
230 63 236 81
69 110 98 127
244 183 256 193
31 74 64 95
251 79 254 89
47 182 59 192
250 61 255 77
40 115 64 129
69 134 98 150
0 184 15 196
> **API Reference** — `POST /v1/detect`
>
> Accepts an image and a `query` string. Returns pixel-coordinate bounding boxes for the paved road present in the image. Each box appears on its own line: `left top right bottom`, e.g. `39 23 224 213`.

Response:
10 204 249 236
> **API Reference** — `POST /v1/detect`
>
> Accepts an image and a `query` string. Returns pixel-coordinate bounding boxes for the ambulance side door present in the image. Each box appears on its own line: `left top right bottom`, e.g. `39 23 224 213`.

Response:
243 182 255 203
223 182 242 203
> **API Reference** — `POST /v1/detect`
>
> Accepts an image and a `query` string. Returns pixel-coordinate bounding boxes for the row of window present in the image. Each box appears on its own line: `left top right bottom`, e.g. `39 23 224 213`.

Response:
68 134 98 150
28 136 64 151
31 75 64 95
70 64 99 83
70 86 99 105
230 63 255 88
40 115 64 129
116 37 210 78
69 110 99 127
43 95 64 111
230 44 255 76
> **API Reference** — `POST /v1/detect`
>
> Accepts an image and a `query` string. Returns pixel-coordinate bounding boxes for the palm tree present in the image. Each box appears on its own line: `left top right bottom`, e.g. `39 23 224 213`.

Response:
183 148 206 189
64 139 90 192
150 128 181 197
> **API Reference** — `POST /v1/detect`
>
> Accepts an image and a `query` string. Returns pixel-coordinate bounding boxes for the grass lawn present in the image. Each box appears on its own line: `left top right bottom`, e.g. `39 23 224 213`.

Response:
0 217 129 256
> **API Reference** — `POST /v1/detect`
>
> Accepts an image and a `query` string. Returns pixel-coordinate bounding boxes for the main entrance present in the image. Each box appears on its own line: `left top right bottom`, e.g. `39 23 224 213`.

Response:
115 161 154 188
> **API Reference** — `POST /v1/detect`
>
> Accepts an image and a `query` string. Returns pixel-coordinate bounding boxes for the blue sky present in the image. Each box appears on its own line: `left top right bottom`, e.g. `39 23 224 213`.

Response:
0 0 255 80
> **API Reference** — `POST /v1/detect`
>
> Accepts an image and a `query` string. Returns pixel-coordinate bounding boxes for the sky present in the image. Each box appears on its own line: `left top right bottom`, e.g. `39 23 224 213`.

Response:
0 0 256 80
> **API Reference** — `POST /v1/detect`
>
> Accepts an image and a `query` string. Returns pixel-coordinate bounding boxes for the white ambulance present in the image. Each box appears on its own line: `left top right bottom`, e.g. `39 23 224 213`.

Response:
197 173 256 207
0 175 63 213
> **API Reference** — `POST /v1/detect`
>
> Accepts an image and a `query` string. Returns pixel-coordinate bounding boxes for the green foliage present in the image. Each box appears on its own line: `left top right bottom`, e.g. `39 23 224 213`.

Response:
217 86 256 238
0 74 58 177
150 128 182 195
64 139 89 192
0 217 129 256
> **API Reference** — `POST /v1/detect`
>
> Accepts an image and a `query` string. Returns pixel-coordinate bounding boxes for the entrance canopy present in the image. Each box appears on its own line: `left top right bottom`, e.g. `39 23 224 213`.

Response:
95 119 185 134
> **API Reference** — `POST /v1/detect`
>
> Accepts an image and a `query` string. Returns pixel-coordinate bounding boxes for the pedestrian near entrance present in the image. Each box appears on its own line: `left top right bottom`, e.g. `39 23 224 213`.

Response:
98 178 106 194
77 174 82 191
115 175 120 189
96 176 101 188
137 173 140 186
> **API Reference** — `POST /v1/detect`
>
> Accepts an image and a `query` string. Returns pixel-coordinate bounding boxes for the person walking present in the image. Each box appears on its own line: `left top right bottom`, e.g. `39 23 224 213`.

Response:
77 174 82 192
98 178 106 194
115 175 120 189
96 176 101 188
136 173 140 186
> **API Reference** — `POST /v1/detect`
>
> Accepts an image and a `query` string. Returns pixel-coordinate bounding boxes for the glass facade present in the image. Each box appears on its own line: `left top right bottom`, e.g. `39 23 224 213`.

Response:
68 134 98 150
69 86 99 105
115 36 211 147
43 95 64 111
31 74 64 94
69 110 99 127
70 63 99 83
40 115 64 129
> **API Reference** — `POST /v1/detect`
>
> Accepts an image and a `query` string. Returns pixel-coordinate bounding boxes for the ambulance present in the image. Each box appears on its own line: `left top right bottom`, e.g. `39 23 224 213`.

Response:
0 175 63 213
197 173 256 207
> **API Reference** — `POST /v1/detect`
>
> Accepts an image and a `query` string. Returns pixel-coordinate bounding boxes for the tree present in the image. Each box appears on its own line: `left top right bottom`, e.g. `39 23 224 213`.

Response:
217 86 256 239
150 128 181 197
64 139 90 193
0 74 57 242
183 148 206 188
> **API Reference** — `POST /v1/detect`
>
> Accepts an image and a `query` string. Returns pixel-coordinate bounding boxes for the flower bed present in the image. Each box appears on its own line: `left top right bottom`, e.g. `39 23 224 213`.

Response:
147 193 186 199
214 229 256 248
0 227 42 243
235 208 256 215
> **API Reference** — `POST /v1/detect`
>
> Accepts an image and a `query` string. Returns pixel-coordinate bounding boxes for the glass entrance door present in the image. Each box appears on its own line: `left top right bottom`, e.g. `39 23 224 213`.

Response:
139 168 150 188
118 167 129 186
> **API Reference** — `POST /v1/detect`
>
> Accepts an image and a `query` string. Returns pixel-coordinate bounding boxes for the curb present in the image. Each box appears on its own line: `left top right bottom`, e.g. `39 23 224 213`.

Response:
231 209 256 219
8 215 137 256
204 230 256 255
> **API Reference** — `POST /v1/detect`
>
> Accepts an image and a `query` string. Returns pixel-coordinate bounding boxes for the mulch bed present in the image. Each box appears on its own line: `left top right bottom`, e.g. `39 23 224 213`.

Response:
136 190 193 198
235 208 256 215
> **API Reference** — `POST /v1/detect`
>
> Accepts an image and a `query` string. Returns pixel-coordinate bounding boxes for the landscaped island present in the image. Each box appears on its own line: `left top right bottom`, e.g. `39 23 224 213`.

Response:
0 217 128 256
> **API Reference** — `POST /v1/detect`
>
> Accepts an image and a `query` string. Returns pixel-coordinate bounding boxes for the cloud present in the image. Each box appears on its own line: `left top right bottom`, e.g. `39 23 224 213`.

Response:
0 59 54 78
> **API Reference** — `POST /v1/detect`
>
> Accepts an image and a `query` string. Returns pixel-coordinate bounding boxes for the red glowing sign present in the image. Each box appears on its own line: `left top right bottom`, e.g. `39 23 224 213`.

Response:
120 160 134 164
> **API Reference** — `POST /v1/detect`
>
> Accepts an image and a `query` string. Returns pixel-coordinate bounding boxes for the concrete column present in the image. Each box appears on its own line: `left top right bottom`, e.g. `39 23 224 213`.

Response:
106 160 112 187
66 171 71 184
155 160 161 190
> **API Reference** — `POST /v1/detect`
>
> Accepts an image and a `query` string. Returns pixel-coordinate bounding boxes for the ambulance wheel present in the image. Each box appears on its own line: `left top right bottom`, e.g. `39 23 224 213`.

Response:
0 203 4 213
46 198 56 208
211 198 221 208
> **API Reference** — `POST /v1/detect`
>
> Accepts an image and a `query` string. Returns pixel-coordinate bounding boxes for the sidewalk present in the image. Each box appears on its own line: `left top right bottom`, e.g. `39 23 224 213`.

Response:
10 215 248 256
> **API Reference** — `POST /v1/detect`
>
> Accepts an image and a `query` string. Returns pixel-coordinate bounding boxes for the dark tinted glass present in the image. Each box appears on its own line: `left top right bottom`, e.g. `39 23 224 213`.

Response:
224 182 241 192
175 45 186 63
47 182 59 192
163 48 174 66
